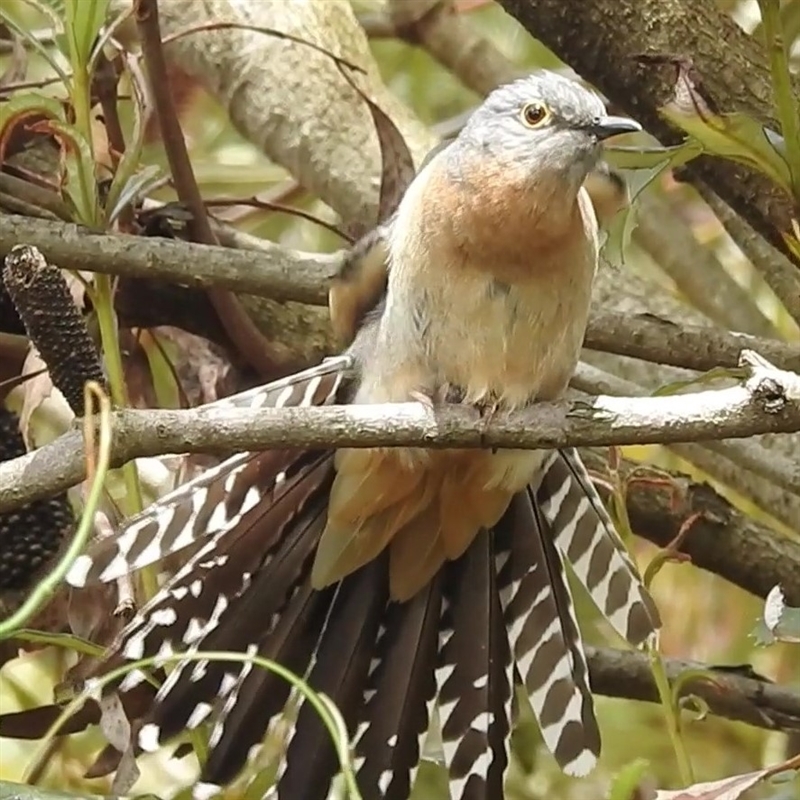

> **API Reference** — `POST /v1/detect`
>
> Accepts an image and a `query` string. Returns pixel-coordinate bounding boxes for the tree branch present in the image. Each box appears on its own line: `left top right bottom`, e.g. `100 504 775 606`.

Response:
581 449 800 605
584 310 800 373
1 360 798 512
586 646 800 734
5 214 800 375
496 0 800 266
0 646 797 800
0 214 334 305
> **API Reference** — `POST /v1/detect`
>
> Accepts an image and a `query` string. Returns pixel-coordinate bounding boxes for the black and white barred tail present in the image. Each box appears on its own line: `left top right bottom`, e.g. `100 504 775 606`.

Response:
0 358 660 799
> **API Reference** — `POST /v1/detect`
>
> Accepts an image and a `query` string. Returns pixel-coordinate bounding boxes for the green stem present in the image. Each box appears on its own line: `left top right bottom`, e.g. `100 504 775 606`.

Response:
0 385 112 640
67 58 100 229
759 0 800 201
647 644 694 786
94 275 145 519
66 23 150 589
28 651 363 800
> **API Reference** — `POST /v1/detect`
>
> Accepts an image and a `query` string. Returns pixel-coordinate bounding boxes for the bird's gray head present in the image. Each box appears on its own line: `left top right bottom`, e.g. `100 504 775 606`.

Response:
457 71 640 194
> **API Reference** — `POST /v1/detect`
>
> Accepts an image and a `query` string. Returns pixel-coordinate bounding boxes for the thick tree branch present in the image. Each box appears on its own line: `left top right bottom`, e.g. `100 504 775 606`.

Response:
386 0 521 96
581 449 800 605
584 310 800 373
586 646 800 733
5 215 800 375
0 214 334 305
497 0 800 266
1 362 799 513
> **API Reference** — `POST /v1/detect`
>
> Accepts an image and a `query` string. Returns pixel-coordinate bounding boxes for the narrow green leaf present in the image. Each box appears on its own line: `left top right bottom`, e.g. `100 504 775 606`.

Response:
106 164 164 225
45 118 101 227
609 759 653 800
8 628 104 657
139 330 182 410
64 0 109 69
102 54 149 223
0 6 69 82
0 91 66 132
604 140 702 264
604 142 703 172
651 366 747 396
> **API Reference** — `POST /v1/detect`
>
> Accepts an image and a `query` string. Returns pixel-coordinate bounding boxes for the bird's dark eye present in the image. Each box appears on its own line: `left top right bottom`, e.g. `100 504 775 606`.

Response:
521 102 549 127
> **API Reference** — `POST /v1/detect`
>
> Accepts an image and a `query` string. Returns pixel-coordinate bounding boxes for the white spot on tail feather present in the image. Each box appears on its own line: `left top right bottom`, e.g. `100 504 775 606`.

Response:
187 702 213 729
150 607 177 626
138 722 161 752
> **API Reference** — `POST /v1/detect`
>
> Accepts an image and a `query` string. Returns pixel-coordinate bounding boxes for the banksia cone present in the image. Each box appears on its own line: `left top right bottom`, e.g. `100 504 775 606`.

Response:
0 407 74 598
2 245 108 415
0 281 25 335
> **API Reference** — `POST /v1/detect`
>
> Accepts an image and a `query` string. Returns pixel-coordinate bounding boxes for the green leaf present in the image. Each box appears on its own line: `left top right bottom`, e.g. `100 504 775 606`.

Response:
103 55 150 223
609 759 653 800
64 0 109 70
0 91 66 133
663 107 792 191
9 628 104 657
604 142 703 172
106 164 164 225
45 118 101 226
0 6 69 82
603 140 702 264
139 330 182 410
650 366 747 396
657 58 792 191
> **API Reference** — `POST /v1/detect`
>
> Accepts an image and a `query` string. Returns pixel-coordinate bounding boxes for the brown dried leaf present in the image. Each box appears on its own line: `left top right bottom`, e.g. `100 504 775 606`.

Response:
336 66 416 233
0 36 27 88
655 755 800 800
17 345 56 447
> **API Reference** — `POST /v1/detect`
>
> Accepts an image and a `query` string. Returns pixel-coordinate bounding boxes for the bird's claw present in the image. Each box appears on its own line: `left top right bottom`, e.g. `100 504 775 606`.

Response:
474 399 501 451
410 389 436 410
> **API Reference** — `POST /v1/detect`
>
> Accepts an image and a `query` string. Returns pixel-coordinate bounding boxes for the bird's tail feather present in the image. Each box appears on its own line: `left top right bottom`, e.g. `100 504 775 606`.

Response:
495 491 600 777
0 362 660 798
536 449 661 644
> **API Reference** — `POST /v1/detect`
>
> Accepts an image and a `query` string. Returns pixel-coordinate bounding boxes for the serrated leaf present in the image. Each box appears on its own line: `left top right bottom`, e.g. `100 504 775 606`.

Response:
762 584 800 643
658 58 792 191
603 140 702 264
609 759 654 800
64 0 109 70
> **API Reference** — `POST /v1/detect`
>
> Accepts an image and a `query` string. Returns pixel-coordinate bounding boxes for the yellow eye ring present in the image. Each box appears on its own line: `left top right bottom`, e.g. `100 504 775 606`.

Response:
521 102 549 128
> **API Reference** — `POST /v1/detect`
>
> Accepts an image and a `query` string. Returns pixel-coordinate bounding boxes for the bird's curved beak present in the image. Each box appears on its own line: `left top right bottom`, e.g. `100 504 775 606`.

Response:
588 115 642 140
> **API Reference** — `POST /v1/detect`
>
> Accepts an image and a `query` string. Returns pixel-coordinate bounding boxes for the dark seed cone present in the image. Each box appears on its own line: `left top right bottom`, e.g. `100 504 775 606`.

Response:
2 244 108 415
0 407 74 600
0 281 25 335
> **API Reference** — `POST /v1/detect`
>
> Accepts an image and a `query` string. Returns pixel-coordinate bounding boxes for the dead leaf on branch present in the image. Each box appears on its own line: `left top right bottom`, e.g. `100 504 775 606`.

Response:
653 754 800 799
